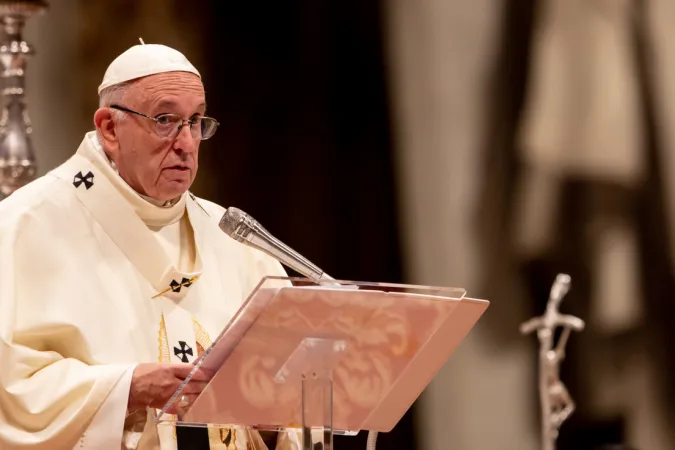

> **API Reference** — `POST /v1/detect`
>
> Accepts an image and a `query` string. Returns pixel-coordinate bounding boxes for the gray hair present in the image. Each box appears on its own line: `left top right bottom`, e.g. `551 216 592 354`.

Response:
98 81 134 120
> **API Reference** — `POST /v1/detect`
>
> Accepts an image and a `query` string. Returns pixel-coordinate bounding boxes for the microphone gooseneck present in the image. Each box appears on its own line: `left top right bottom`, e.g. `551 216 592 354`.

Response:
219 207 334 282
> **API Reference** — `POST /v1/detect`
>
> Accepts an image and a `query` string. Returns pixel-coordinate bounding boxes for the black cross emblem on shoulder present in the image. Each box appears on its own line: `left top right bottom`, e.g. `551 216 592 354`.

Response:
174 341 193 363
73 171 94 189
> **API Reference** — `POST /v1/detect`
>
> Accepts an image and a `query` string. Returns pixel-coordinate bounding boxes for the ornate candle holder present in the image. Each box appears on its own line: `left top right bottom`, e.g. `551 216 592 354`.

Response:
0 0 47 198
520 274 585 450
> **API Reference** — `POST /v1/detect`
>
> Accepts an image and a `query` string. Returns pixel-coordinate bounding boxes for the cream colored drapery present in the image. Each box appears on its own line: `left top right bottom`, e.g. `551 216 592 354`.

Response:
515 2 669 448
385 0 675 449
383 1 539 450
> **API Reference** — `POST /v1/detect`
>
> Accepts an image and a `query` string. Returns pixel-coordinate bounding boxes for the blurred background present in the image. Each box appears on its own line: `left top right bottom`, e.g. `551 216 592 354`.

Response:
19 0 675 449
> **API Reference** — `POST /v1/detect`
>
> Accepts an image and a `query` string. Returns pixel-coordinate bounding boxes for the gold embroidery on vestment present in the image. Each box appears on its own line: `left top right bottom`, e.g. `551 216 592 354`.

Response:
158 313 265 448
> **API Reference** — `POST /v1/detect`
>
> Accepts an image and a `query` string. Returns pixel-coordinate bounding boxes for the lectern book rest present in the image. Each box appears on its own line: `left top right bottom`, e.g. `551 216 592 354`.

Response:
153 276 489 439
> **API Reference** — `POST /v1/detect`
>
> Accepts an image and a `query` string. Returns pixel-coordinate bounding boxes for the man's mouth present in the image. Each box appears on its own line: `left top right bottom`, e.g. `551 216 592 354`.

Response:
166 165 189 171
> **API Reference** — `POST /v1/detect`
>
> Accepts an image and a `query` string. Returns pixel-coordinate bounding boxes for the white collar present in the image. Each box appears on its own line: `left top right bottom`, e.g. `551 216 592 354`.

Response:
85 132 186 227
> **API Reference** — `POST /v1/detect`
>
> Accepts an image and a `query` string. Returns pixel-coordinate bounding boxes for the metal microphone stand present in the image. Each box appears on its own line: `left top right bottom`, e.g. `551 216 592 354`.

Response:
520 274 585 450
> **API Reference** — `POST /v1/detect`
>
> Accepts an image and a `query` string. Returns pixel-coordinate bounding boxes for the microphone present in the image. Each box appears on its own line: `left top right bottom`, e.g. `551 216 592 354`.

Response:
219 207 334 283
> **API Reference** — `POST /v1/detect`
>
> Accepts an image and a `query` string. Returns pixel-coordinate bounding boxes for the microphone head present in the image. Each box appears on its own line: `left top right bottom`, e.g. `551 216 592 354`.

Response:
219 207 252 242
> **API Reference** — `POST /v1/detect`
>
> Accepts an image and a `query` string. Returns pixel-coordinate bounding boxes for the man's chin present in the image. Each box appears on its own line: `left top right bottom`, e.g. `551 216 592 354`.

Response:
154 181 191 203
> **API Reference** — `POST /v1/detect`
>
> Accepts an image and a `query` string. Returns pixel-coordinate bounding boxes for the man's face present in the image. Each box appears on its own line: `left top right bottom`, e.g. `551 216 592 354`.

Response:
98 72 206 202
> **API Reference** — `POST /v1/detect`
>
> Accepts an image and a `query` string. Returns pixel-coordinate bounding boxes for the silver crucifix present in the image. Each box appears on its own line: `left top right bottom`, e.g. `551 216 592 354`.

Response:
520 273 585 450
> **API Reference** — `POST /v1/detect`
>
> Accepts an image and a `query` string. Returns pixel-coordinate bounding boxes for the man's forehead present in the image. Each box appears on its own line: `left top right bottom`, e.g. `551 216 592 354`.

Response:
128 72 206 108
137 71 204 91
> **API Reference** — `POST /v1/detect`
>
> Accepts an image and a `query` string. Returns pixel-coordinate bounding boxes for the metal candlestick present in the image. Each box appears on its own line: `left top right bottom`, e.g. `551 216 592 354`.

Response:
520 274 585 450
0 0 47 199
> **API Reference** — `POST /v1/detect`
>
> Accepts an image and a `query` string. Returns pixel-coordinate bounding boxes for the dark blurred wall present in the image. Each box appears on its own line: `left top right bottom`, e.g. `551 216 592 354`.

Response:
201 1 402 283
201 2 413 449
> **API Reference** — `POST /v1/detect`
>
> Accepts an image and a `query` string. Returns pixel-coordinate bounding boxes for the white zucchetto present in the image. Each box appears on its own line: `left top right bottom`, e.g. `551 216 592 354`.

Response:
98 40 200 94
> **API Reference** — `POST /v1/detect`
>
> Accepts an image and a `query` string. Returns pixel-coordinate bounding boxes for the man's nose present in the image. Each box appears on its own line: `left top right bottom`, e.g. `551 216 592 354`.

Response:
173 124 197 153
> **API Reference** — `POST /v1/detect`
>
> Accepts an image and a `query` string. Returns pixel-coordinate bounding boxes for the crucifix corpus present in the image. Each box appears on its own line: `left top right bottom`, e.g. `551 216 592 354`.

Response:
520 273 585 450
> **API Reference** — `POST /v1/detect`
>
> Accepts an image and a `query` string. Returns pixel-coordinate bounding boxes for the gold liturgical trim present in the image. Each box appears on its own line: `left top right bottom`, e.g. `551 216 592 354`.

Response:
158 314 246 449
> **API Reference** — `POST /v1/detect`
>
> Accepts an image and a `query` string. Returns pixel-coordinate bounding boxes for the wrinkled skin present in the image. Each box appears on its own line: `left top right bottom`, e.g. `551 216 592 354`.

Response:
94 72 206 202
126 363 213 413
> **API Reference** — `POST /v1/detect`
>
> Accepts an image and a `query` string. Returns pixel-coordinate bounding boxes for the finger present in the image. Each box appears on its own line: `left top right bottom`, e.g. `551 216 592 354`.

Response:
179 381 209 395
176 368 214 382
189 367 215 382
167 363 197 378
169 364 214 381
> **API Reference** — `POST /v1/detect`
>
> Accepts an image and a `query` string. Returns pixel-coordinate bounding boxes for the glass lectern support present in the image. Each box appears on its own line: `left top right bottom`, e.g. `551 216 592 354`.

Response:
275 337 347 450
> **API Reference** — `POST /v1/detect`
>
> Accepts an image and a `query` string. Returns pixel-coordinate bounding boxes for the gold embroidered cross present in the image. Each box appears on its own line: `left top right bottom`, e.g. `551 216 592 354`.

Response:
152 275 200 299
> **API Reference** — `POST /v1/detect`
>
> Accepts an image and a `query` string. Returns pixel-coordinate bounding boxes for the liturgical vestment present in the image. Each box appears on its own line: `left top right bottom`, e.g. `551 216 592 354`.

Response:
0 132 302 450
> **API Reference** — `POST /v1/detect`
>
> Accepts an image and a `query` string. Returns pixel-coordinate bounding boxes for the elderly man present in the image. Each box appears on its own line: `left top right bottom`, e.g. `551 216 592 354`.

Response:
0 43 298 450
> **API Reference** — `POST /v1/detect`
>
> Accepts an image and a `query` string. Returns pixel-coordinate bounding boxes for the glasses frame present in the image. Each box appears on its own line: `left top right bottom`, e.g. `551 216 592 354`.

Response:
109 104 220 140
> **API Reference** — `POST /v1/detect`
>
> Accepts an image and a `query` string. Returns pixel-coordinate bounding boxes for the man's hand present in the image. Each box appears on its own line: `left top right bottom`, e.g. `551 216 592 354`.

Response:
127 363 214 412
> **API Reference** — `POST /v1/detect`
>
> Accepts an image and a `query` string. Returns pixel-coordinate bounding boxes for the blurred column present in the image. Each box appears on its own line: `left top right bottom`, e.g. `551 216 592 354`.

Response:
383 1 538 450
24 0 81 174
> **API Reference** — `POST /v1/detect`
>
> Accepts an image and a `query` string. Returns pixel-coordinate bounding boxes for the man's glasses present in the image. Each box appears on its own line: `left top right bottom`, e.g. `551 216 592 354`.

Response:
109 105 219 140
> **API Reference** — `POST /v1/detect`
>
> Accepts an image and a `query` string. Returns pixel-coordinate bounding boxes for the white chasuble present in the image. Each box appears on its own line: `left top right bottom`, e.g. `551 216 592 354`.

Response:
0 132 302 450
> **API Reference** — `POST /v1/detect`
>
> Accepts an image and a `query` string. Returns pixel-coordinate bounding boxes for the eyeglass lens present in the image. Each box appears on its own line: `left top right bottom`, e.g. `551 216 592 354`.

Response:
156 115 219 140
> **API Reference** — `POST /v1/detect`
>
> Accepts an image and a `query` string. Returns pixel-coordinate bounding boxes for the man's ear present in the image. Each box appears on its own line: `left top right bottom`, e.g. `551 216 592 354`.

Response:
93 107 119 157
